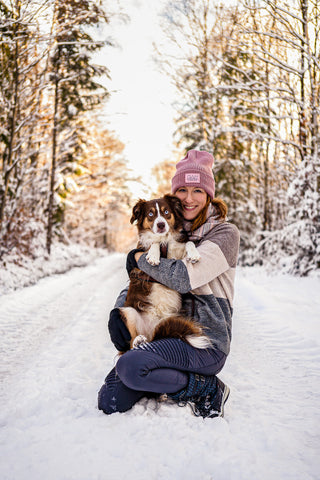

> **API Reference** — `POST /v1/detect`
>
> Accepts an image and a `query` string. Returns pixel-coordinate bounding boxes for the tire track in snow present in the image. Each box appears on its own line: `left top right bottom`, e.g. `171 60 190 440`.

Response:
223 270 320 479
0 254 126 386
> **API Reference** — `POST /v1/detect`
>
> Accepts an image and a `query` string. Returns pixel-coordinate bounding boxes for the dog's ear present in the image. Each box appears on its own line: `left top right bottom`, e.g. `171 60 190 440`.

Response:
164 194 184 220
130 199 146 224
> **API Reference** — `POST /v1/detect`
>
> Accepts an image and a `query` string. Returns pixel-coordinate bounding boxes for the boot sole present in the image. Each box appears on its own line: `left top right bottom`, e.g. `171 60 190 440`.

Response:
219 385 230 418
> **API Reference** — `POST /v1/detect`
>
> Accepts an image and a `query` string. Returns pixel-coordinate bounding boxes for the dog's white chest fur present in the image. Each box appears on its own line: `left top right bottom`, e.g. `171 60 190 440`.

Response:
137 283 181 337
148 283 181 319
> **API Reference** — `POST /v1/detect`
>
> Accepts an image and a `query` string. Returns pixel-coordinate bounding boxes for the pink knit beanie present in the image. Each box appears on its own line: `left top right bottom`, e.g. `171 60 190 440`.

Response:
171 150 215 198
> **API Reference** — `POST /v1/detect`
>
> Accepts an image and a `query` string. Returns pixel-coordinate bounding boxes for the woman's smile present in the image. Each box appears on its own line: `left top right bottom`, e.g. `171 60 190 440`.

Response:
175 187 208 220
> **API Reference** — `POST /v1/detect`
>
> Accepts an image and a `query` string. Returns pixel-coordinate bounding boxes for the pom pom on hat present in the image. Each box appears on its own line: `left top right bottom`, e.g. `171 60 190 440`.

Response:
171 150 215 199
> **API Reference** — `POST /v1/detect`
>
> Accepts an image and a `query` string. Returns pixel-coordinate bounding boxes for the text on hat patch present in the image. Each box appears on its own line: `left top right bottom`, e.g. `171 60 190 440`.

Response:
185 173 201 183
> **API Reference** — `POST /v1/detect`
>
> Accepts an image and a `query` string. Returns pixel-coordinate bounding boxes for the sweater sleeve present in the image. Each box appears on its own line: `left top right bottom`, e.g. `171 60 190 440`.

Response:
184 223 240 290
137 222 240 293
113 285 129 308
137 254 192 293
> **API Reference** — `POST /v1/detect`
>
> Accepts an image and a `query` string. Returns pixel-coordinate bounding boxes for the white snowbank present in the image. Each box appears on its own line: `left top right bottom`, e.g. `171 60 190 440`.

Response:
0 255 319 480
0 242 106 295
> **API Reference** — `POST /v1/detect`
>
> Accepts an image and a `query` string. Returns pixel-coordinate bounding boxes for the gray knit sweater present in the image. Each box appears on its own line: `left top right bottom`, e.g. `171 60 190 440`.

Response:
115 220 240 356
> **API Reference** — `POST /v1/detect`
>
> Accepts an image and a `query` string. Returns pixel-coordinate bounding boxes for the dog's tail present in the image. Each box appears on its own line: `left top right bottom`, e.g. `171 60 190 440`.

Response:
152 316 211 349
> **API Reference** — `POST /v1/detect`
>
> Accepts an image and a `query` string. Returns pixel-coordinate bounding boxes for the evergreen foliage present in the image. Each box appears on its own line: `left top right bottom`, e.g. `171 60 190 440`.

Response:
1 0 319 276
46 0 111 253
0 0 132 258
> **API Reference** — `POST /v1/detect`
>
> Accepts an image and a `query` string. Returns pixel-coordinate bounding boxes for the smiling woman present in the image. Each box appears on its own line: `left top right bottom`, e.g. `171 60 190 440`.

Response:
99 149 240 419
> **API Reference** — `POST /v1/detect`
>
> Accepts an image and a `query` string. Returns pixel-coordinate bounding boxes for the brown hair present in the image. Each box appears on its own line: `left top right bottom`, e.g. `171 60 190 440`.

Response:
190 196 228 231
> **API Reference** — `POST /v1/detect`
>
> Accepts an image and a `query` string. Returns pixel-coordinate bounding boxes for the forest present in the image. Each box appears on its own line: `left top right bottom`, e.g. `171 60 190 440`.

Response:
0 0 319 276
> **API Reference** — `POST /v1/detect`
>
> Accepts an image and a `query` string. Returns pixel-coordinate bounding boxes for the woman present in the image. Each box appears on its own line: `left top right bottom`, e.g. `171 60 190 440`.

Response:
98 150 240 418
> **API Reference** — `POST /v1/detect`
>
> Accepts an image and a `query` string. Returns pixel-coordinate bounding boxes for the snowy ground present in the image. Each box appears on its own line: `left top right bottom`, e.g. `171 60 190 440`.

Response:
0 253 319 480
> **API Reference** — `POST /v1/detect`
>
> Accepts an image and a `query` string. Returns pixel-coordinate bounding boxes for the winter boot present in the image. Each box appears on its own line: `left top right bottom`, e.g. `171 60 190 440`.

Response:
168 373 230 418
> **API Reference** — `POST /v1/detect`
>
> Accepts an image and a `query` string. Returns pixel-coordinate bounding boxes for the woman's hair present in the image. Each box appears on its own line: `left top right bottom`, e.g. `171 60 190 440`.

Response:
190 196 228 231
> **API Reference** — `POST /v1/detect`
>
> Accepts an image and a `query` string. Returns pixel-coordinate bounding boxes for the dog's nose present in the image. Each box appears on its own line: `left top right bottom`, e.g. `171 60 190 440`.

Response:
157 222 166 232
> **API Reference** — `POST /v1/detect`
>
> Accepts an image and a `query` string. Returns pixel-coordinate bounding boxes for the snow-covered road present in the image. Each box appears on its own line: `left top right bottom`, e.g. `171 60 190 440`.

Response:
0 254 319 480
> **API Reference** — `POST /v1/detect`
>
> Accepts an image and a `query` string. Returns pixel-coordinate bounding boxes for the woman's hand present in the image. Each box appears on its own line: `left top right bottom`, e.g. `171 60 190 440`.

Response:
126 248 144 275
134 251 144 262
108 308 131 352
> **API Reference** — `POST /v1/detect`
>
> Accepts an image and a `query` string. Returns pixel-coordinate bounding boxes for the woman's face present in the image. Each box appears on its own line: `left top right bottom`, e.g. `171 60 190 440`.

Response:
175 187 208 221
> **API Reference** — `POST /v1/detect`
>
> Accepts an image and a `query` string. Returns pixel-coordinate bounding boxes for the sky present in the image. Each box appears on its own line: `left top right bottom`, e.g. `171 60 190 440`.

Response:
99 0 177 197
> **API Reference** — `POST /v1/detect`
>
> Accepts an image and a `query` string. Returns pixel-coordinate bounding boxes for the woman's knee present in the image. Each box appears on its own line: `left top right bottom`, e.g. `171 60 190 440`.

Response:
116 349 154 391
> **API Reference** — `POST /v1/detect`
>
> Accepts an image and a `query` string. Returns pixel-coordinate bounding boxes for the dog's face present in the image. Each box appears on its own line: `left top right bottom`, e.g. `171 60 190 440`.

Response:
130 194 184 235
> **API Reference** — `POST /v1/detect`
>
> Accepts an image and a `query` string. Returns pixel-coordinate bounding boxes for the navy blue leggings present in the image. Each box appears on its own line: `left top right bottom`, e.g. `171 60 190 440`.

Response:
98 338 226 414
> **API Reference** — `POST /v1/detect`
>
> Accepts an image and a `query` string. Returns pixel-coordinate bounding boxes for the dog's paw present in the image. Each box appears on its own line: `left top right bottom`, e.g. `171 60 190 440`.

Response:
186 252 201 264
185 241 201 264
158 393 168 402
146 253 160 265
146 243 161 265
132 335 148 349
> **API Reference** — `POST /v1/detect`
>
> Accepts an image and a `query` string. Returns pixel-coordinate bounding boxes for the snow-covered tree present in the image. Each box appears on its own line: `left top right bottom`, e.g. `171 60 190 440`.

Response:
0 0 52 257
46 0 111 253
239 0 320 274
0 0 132 261
63 116 136 252
159 0 221 153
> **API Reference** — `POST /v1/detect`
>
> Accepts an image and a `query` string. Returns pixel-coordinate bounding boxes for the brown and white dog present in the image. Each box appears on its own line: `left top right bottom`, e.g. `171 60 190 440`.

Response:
118 194 211 350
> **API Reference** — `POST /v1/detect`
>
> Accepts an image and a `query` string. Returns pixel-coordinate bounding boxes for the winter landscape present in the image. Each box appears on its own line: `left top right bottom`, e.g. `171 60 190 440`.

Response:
1 0 320 479
0 250 319 480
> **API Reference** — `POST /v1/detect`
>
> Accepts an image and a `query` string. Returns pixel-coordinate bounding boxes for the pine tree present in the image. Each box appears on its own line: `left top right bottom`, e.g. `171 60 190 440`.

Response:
0 0 51 257
240 0 320 274
0 0 129 260
46 0 111 253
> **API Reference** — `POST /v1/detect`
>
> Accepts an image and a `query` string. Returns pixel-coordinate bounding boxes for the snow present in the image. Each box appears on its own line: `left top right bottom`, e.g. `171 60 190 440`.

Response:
0 243 105 295
0 253 319 480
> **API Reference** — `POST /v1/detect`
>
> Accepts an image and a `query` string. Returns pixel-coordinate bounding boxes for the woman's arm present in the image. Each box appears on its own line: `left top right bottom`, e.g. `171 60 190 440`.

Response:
137 254 192 293
113 285 129 308
136 223 240 293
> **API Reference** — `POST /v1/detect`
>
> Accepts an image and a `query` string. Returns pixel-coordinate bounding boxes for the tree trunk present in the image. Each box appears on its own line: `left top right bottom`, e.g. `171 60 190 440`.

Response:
263 61 271 230
0 37 19 231
46 74 59 254
299 0 308 162
301 0 319 157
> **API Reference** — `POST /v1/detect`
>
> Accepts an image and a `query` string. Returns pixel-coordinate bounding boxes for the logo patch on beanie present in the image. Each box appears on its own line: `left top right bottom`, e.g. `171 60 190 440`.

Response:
185 173 200 183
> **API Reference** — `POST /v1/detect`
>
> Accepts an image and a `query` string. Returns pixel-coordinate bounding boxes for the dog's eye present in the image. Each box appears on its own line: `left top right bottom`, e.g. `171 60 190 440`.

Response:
164 209 169 215
148 212 154 217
